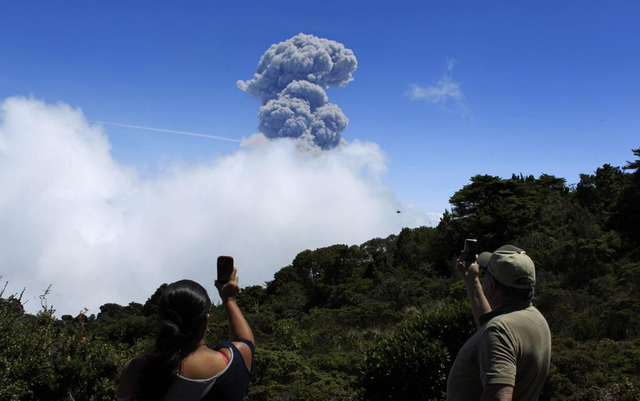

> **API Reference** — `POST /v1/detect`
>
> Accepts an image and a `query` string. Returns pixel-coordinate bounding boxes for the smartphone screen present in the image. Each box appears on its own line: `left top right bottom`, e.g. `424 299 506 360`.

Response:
217 256 234 284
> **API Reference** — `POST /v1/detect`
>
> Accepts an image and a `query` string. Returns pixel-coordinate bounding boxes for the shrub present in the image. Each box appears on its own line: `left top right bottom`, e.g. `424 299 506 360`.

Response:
0 290 133 401
360 301 475 400
541 337 640 400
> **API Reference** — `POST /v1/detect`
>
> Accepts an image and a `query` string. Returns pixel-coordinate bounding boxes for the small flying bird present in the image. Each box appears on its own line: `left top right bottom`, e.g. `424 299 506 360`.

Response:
396 210 401 214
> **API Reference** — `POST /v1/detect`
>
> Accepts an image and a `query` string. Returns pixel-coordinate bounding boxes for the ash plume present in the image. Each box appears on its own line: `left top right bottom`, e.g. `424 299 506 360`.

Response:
237 33 357 150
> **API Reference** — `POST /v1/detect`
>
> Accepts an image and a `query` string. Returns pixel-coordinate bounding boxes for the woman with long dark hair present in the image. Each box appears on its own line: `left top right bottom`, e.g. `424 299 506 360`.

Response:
117 265 254 400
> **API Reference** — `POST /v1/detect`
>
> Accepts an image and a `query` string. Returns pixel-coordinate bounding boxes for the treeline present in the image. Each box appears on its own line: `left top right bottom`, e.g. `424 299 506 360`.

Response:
1 149 639 400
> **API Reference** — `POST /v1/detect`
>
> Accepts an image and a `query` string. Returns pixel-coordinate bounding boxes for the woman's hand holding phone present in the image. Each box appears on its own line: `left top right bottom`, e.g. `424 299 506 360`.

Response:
216 256 239 303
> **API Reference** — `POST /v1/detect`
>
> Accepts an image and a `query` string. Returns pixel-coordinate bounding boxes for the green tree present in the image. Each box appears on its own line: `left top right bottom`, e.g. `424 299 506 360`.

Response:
612 148 640 248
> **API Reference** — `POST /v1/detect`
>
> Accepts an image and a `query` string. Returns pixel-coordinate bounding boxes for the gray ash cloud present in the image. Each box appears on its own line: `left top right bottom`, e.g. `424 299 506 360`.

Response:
237 33 357 150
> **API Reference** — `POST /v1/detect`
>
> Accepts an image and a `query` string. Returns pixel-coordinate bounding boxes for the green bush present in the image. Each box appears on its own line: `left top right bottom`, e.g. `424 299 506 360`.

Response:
249 349 359 400
361 301 475 400
0 291 133 401
541 337 640 400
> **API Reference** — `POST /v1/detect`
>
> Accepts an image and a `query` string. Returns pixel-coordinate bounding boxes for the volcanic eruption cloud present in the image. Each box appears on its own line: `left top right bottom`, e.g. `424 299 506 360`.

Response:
237 34 356 150
0 34 433 316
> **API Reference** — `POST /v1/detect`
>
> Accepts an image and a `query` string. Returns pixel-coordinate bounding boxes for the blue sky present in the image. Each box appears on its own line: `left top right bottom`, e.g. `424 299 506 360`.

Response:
1 1 639 313
2 1 639 212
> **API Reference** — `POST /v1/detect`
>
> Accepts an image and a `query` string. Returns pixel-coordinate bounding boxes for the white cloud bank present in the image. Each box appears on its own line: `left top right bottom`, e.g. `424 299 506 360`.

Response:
0 96 434 316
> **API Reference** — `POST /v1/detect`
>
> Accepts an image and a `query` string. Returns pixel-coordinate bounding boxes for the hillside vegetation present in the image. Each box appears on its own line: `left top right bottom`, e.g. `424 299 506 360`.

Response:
1 148 639 400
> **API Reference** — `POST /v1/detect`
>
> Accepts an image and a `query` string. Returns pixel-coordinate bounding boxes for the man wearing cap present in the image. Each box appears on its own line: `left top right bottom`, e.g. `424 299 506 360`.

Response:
447 245 551 401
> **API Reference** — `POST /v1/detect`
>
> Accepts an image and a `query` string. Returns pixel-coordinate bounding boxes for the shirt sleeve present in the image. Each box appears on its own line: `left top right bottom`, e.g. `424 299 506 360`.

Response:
479 324 518 387
215 340 255 375
232 339 255 375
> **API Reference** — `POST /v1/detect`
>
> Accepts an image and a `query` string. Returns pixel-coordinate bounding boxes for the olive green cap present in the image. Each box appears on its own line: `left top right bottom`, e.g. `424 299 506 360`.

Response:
477 245 535 289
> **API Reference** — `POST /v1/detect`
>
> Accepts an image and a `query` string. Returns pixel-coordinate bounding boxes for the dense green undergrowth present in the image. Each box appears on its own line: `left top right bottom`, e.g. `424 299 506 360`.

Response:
1 148 639 400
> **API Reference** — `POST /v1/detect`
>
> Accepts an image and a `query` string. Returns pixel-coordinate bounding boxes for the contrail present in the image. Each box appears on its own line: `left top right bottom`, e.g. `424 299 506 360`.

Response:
96 121 241 143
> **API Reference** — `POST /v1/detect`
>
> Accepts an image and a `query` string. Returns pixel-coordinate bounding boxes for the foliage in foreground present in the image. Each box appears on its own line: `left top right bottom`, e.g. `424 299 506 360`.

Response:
0 289 135 401
361 301 476 401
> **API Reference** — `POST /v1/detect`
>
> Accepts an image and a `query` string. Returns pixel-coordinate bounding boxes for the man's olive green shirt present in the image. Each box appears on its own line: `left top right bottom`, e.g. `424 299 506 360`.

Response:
447 304 551 400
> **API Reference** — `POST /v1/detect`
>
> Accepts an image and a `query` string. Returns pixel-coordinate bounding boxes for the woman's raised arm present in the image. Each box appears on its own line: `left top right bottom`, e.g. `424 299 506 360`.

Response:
215 266 255 370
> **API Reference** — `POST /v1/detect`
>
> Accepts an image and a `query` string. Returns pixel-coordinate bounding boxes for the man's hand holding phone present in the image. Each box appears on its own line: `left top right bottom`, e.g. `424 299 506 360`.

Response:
457 239 480 284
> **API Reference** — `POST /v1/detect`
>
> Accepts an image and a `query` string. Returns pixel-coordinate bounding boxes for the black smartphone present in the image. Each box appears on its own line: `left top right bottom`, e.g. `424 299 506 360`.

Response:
463 239 478 263
217 256 234 285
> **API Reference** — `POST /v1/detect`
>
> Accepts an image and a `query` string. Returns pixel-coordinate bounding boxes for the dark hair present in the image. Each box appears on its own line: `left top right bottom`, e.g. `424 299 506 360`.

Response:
487 272 535 304
136 280 211 400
